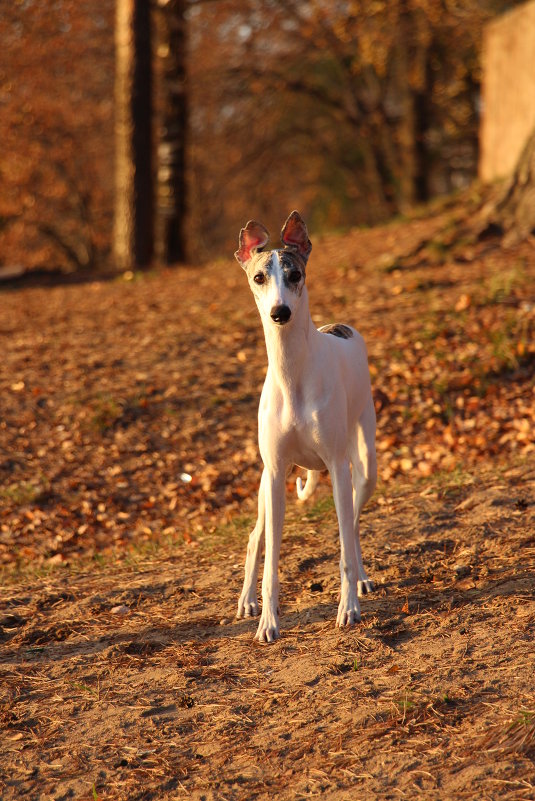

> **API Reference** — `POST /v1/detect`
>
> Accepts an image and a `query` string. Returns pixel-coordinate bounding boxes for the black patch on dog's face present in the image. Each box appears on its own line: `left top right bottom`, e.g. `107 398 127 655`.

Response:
319 323 354 339
279 250 305 294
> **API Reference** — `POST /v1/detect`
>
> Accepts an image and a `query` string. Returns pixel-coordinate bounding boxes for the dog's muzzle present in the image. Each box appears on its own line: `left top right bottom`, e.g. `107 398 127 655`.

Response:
270 304 291 325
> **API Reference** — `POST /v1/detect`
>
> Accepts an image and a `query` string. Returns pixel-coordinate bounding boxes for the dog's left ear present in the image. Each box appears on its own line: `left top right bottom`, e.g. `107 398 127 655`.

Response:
235 220 270 267
281 211 312 262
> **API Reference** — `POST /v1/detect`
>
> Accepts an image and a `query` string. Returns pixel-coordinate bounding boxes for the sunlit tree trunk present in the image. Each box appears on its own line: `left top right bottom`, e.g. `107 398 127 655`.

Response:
494 128 535 246
155 0 187 264
114 0 153 270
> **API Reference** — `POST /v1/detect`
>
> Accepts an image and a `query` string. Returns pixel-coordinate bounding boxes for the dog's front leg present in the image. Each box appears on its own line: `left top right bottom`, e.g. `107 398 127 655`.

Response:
237 470 266 618
331 460 361 626
255 469 285 643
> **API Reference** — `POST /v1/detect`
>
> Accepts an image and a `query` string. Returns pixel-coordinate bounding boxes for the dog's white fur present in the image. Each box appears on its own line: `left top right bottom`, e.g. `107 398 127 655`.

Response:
235 211 377 642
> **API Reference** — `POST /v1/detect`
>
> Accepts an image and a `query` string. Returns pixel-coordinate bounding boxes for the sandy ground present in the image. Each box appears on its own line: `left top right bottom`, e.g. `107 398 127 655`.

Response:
2 466 534 800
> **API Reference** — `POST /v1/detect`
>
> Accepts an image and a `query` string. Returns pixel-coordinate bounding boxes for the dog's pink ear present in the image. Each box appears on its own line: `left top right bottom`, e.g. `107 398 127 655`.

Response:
281 211 312 261
235 220 270 266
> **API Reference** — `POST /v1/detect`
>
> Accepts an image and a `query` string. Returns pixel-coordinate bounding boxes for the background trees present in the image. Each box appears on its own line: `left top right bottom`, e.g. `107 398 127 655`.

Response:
0 0 530 273
154 0 188 264
114 0 154 270
188 0 499 255
0 1 115 274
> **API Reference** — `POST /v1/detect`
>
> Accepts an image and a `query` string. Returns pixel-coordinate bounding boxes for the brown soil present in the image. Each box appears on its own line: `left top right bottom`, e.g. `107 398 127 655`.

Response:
1 212 534 800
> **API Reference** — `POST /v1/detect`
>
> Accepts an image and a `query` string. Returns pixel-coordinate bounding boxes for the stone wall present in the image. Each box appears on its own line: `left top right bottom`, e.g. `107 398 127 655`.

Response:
479 0 535 182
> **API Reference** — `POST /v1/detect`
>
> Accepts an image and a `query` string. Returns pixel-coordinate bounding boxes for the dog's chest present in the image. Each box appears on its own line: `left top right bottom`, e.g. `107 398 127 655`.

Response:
260 388 332 470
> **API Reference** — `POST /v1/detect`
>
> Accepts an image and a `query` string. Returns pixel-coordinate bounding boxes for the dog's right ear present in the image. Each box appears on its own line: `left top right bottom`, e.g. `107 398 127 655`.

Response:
235 220 270 267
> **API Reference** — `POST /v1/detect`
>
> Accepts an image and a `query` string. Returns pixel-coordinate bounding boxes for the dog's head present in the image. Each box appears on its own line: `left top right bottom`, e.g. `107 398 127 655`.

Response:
235 211 312 326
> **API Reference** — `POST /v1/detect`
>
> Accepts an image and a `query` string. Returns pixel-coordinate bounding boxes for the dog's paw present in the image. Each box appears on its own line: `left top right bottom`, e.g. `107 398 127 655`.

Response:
358 579 375 596
236 595 260 618
254 610 280 643
336 598 361 627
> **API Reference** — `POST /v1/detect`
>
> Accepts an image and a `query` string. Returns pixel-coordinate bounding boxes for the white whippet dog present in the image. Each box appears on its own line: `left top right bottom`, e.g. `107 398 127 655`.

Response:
235 211 377 643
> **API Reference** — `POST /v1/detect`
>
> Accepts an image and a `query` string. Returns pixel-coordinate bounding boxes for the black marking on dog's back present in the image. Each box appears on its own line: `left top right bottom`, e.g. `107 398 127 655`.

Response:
319 323 354 339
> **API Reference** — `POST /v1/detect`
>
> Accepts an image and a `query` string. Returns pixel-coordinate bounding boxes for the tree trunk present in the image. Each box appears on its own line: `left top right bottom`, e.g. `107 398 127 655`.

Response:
493 128 535 246
412 48 434 204
154 0 188 264
114 0 153 270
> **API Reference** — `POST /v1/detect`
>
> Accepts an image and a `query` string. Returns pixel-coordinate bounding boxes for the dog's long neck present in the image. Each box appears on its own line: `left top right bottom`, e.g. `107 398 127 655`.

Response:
261 286 316 402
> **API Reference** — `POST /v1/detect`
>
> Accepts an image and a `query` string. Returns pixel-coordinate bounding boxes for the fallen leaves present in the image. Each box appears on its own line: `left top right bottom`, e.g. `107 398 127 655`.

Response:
369 257 535 482
0 217 534 571
455 293 471 312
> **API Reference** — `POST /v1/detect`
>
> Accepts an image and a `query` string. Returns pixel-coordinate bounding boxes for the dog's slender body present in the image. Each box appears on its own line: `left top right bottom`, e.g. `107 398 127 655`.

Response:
235 212 377 643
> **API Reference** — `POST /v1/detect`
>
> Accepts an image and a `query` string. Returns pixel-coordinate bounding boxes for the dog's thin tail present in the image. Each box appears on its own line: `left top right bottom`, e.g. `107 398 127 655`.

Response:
296 470 320 501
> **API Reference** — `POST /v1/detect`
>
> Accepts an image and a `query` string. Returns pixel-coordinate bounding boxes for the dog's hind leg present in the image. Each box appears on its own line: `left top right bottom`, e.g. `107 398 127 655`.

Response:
350 396 377 596
237 469 266 618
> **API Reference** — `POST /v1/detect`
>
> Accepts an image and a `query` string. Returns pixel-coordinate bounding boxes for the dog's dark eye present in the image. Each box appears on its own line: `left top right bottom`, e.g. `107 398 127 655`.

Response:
288 270 301 284
253 273 265 285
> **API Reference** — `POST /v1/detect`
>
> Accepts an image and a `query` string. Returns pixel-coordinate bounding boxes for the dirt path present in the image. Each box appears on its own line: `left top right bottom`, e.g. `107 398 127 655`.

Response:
2 465 534 800
1 213 534 799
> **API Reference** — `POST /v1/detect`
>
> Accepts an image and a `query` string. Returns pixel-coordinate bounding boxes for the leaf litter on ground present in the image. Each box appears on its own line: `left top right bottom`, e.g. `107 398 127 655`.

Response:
0 211 534 800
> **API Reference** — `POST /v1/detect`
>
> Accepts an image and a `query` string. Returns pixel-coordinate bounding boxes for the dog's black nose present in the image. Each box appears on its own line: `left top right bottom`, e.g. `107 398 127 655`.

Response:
270 304 291 324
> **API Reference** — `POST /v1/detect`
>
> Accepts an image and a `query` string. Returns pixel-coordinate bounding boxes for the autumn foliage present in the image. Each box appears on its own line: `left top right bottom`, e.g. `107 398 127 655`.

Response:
0 0 517 271
0 2 115 273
